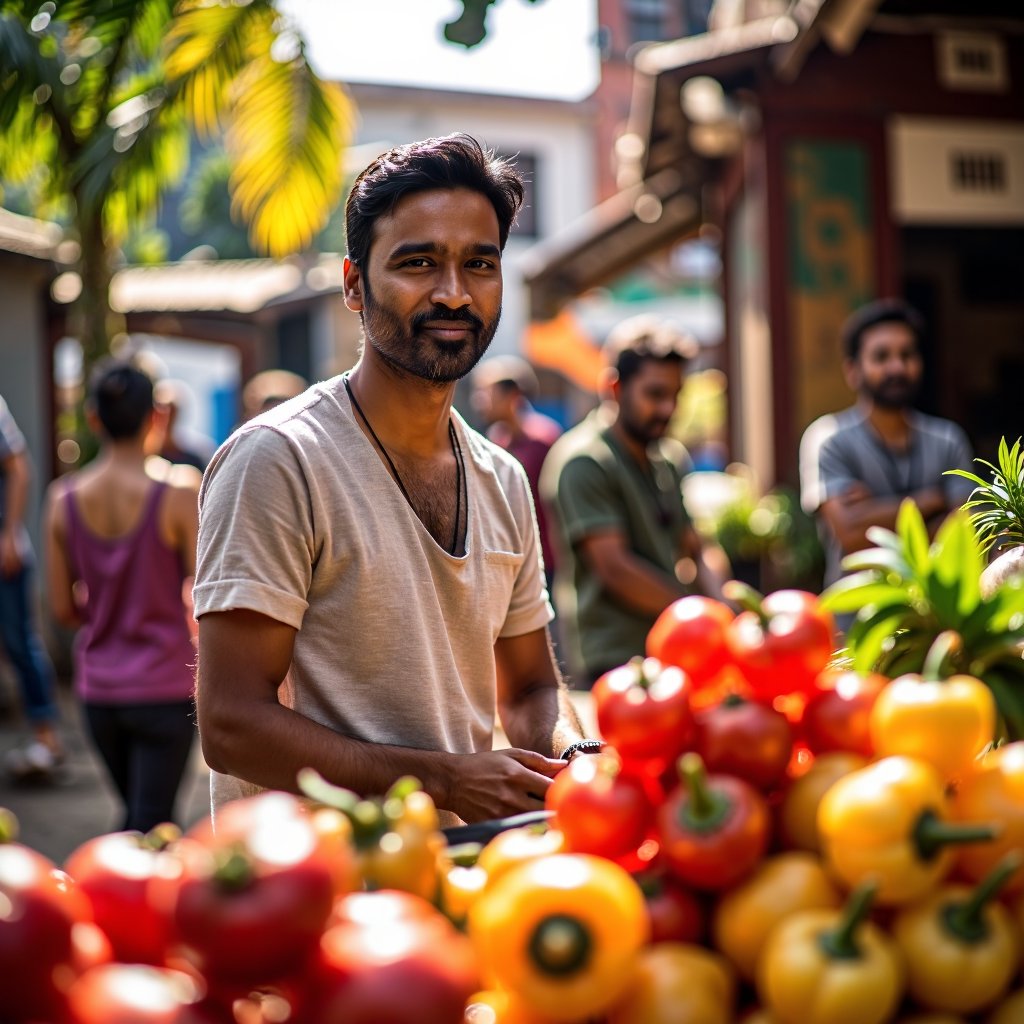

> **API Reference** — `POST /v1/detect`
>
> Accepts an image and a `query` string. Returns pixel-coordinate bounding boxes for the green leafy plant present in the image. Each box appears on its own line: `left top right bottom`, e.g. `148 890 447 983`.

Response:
821 500 1024 739
946 436 1024 555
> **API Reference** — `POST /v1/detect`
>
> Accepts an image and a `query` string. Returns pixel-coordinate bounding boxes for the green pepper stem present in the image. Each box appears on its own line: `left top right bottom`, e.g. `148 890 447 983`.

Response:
678 752 731 833
945 853 1023 944
446 841 483 867
386 775 423 802
922 631 962 681
722 579 767 623
214 843 254 891
819 881 877 960
142 823 181 851
297 767 360 813
0 807 18 844
914 809 999 861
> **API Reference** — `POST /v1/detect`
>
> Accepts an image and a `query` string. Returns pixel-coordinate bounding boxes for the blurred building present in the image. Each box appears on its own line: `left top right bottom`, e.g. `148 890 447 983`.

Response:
525 0 1024 490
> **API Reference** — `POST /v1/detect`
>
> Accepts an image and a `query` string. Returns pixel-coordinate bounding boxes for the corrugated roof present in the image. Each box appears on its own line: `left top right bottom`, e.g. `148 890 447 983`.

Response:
109 255 345 315
0 207 62 262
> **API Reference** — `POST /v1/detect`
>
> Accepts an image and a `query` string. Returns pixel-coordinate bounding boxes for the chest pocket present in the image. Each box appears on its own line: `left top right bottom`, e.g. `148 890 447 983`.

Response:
482 549 525 639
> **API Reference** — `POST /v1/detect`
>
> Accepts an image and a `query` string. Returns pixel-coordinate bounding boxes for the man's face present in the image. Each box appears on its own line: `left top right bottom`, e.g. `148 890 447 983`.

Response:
616 359 684 445
344 188 503 384
848 321 922 410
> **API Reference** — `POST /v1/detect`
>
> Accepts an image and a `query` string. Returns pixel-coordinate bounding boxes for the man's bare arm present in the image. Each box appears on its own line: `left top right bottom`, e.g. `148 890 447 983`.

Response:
820 482 947 554
578 528 687 617
197 609 563 822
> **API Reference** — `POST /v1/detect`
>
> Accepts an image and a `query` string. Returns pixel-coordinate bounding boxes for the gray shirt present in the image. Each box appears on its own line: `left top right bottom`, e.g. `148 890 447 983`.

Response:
800 406 975 587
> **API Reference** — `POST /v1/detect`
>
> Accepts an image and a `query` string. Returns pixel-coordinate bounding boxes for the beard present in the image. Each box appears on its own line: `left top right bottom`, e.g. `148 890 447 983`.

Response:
361 277 500 385
619 406 672 446
863 375 919 410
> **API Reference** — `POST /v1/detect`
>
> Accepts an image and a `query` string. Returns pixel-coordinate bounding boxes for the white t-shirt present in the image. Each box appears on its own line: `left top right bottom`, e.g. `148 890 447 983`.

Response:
193 376 553 814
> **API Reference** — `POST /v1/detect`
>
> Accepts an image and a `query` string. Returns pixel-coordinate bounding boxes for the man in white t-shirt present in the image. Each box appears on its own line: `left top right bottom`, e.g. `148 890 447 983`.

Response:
194 134 593 826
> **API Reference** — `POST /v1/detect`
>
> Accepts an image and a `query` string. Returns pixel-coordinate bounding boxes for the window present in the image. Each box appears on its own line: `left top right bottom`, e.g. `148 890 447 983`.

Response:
627 0 666 44
506 152 539 238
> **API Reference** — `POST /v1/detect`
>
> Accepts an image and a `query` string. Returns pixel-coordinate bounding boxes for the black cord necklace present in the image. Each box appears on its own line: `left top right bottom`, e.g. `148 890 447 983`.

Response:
343 376 464 555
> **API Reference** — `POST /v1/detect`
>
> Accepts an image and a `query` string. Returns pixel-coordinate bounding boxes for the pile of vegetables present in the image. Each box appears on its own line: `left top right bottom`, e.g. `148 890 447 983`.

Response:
4 506 1024 1023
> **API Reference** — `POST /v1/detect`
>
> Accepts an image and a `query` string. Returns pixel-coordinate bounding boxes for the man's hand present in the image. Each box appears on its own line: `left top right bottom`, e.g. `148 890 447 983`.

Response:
446 748 564 823
0 529 22 578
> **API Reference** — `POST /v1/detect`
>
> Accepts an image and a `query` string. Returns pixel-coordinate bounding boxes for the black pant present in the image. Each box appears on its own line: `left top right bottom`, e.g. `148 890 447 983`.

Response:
83 700 196 833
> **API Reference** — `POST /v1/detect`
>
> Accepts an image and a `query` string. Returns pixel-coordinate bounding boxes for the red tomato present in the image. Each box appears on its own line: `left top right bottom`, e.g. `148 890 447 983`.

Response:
0 838 92 1022
592 657 695 772
646 596 735 689
308 890 479 1024
546 751 653 860
656 753 770 891
637 871 705 945
803 670 886 758
692 694 794 791
66 964 206 1024
172 792 335 988
725 588 836 701
65 830 185 966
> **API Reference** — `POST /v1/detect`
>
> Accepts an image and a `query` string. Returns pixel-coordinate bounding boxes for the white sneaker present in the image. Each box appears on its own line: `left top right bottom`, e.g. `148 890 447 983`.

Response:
5 741 64 781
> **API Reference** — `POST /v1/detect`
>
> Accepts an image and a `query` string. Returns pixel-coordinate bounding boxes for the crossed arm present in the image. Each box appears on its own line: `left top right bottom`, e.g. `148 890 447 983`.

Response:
196 610 580 823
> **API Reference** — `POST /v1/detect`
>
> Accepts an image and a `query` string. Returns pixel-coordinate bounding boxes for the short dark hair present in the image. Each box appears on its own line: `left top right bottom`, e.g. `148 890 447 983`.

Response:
604 315 698 386
344 133 525 269
88 359 154 439
841 298 925 361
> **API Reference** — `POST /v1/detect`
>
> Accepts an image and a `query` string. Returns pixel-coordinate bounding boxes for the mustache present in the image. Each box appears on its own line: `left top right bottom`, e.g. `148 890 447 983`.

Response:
412 305 484 331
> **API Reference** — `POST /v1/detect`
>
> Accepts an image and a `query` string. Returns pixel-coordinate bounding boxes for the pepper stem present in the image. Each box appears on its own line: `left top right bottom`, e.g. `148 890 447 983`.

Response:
913 809 998 861
678 752 731 833
297 767 360 813
944 853 1023 944
214 843 254 891
922 631 962 681
722 580 767 623
0 807 18 844
446 841 483 867
528 914 593 977
819 881 877 960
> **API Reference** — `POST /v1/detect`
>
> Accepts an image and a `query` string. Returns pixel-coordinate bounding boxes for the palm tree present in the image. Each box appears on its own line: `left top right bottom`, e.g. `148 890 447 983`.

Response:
0 0 354 368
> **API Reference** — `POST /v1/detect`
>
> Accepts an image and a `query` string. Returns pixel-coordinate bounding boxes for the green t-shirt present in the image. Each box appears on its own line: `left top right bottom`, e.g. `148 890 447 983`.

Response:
540 409 691 683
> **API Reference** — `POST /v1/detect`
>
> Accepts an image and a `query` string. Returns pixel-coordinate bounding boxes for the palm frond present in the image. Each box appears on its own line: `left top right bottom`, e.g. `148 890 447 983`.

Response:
947 437 1024 554
227 50 353 256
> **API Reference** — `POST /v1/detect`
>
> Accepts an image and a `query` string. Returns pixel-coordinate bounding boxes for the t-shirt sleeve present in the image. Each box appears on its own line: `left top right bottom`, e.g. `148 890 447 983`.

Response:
0 397 25 461
499 459 555 639
555 454 624 544
800 416 858 515
941 423 978 509
193 425 314 629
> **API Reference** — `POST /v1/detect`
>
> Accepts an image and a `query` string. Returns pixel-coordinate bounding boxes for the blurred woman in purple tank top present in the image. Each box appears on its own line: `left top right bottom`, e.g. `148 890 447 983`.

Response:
43 359 200 833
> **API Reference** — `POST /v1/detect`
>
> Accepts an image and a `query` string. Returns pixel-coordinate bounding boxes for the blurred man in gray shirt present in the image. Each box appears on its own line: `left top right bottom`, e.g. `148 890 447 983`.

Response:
800 299 974 589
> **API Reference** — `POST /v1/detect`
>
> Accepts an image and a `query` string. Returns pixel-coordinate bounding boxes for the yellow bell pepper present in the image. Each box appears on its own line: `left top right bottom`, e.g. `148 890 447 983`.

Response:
777 751 868 853
711 851 842 981
891 855 1021 1014
869 632 995 781
818 755 998 904
895 1016 967 1024
468 853 648 1023
756 882 904 1024
606 943 735 1024
475 823 565 891
951 740 1024 895
988 989 1024 1024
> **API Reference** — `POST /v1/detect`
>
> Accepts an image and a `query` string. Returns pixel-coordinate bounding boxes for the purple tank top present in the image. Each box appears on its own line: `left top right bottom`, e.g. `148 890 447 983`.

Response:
64 482 196 704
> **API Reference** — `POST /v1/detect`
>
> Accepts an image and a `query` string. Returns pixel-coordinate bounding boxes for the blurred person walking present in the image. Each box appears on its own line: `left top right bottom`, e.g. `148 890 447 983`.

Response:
541 315 729 688
0 395 64 780
44 360 200 832
472 354 562 586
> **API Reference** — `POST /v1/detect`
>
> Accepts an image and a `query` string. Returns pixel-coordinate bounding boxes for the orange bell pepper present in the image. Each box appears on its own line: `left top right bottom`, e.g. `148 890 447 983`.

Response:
869 631 995 781
776 751 868 854
951 740 1024 894
711 851 842 981
606 943 735 1024
756 882 904 1024
988 989 1024 1024
818 756 998 904
891 855 1021 1014
468 853 648 1023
